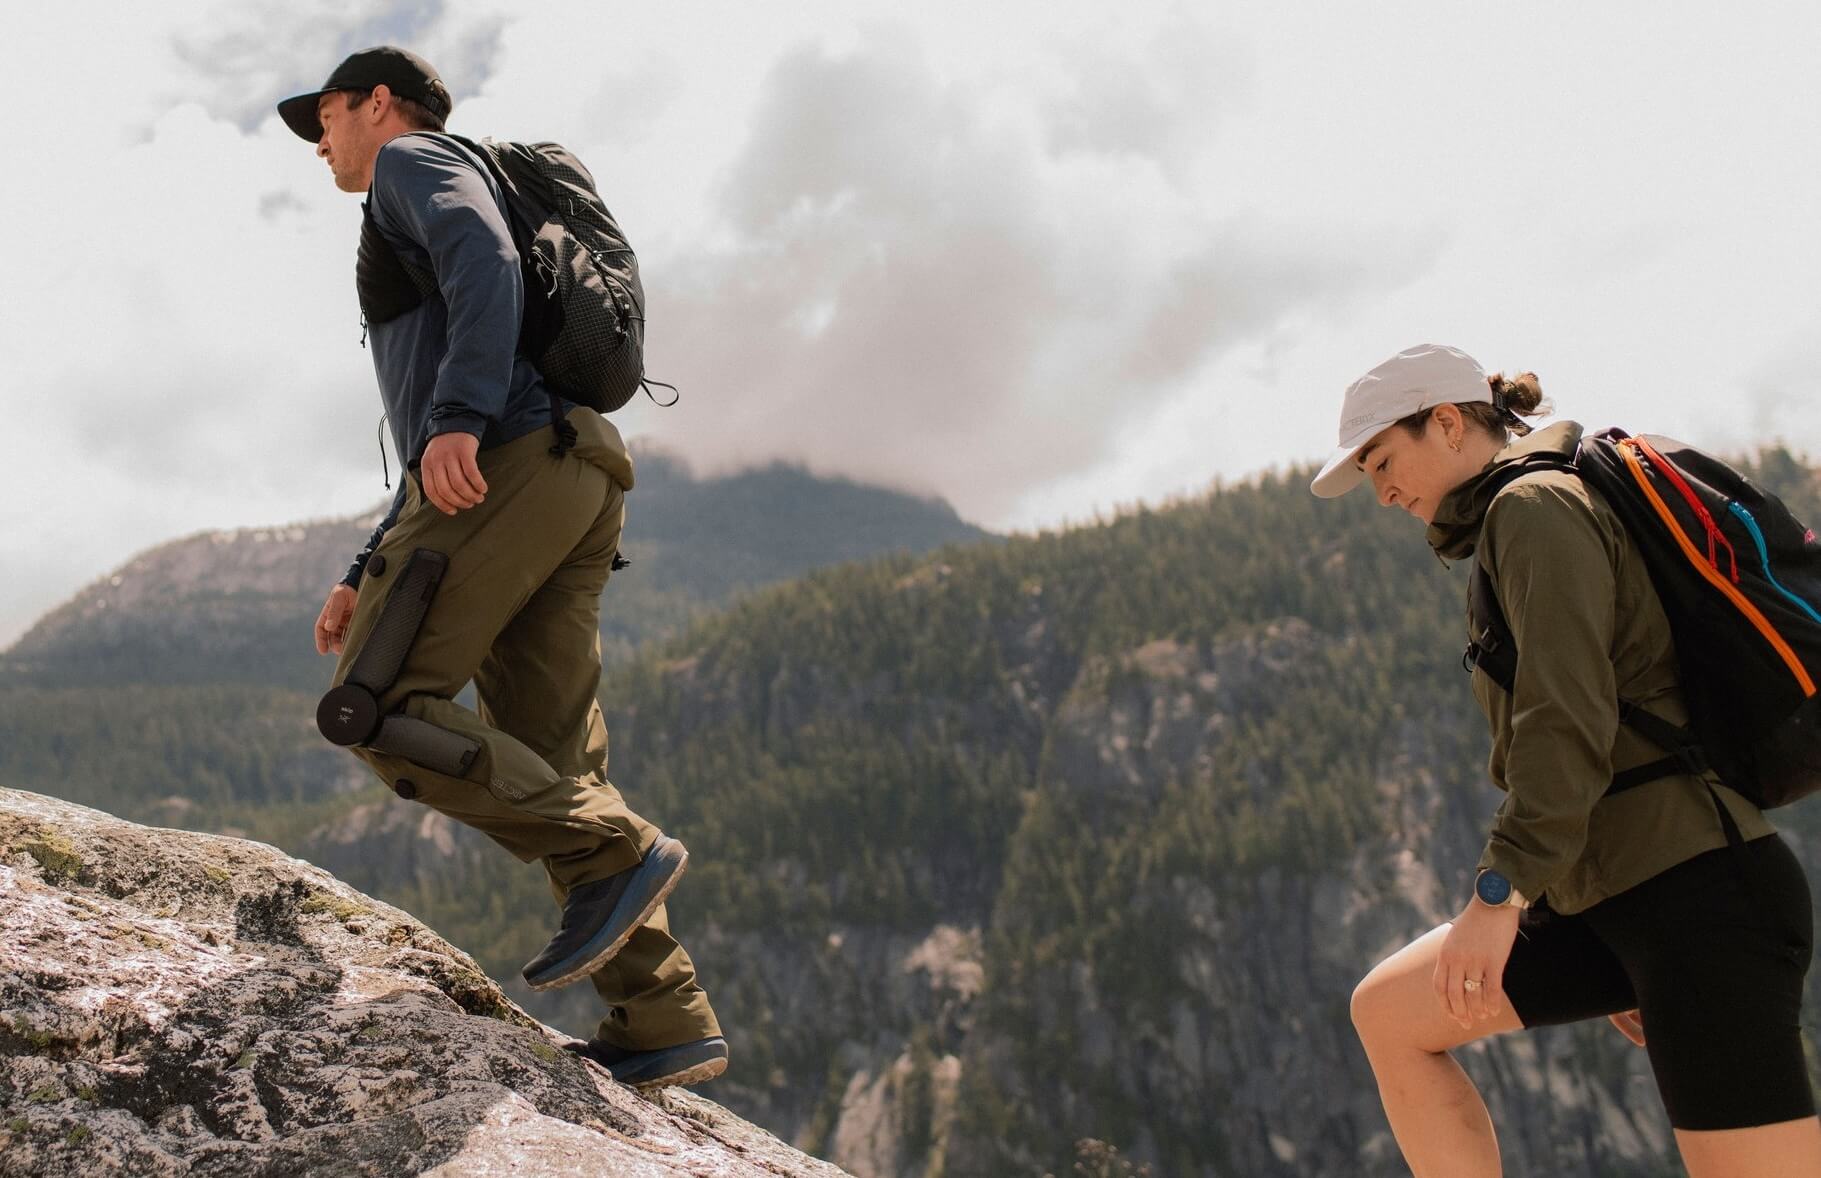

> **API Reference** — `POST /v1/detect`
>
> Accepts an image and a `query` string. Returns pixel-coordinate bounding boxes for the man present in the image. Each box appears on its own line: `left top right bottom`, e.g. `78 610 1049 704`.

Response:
276 46 726 1089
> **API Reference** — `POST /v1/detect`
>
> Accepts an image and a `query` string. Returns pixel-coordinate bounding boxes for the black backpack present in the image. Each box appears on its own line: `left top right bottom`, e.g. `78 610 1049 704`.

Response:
356 132 661 417
1464 428 1821 811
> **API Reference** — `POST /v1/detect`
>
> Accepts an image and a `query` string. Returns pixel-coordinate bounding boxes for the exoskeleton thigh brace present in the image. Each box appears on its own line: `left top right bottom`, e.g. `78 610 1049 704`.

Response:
316 548 481 779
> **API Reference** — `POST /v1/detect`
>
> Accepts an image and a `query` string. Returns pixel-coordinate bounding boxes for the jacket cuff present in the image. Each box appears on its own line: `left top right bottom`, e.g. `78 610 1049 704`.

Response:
427 411 488 440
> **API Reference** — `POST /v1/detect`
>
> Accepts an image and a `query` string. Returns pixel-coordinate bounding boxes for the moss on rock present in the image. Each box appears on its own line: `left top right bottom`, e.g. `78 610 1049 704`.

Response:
22 828 82 883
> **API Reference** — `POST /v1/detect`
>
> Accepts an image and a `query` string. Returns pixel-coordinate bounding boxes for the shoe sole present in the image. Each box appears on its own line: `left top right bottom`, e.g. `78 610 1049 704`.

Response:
627 1055 728 1092
525 839 689 991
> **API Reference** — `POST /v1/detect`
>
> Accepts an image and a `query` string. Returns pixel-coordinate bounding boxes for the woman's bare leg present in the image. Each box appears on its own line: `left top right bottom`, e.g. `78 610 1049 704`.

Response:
1676 1117 1821 1177
1351 923 1524 1178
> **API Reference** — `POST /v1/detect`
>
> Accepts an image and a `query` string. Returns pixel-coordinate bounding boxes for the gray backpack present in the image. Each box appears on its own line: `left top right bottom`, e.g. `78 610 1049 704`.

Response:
358 132 668 419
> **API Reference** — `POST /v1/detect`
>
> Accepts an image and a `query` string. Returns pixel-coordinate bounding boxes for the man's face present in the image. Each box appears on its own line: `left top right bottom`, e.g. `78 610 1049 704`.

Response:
315 91 376 193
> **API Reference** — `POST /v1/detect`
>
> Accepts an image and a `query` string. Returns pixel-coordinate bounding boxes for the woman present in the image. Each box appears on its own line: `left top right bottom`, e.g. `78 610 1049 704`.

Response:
1314 344 1820 1176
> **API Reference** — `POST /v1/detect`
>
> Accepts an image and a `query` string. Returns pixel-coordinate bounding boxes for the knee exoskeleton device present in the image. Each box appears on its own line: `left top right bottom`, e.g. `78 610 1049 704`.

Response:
316 548 481 779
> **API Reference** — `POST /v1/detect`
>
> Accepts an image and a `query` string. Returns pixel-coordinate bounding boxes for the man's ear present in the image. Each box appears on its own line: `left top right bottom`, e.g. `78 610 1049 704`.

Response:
367 84 393 121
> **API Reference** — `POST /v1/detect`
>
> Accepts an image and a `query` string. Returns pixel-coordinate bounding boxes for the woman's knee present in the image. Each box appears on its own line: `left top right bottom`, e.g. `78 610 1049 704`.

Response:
1351 963 1401 1049
1350 926 1483 1056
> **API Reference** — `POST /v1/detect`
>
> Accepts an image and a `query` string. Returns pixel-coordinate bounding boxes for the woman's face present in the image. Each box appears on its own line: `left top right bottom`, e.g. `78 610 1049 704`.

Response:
1354 406 1476 525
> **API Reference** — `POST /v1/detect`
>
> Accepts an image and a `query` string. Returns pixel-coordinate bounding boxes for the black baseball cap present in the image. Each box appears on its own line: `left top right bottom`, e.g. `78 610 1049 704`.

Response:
276 46 452 143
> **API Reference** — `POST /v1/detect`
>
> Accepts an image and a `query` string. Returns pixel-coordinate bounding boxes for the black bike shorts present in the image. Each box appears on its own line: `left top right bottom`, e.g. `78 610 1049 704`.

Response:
1502 835 1814 1131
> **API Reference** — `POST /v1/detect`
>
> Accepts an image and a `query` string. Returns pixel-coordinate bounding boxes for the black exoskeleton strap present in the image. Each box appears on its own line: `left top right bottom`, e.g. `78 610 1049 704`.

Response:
346 549 448 693
366 714 480 778
318 548 452 749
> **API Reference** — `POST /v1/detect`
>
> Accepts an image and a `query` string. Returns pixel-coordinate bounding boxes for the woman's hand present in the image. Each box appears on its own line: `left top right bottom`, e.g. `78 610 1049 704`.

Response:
1432 899 1523 1028
1608 1009 1646 1047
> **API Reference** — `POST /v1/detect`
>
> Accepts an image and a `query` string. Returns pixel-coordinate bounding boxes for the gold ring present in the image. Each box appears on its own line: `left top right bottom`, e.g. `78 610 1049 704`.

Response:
1463 978 1483 991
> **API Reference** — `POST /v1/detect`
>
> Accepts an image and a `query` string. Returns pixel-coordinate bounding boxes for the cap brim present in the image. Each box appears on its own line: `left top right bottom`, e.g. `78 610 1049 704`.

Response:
1310 443 1369 498
277 90 330 142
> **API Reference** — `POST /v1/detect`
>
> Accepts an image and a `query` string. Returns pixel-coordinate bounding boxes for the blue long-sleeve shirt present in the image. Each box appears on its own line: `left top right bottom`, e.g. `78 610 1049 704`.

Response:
342 133 563 587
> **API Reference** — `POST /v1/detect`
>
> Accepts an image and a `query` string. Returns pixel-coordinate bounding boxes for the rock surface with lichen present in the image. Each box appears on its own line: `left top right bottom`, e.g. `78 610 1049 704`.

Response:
0 787 850 1177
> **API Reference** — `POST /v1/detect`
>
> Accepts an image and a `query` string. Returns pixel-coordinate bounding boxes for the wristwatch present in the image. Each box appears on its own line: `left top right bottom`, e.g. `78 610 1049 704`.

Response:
1474 868 1530 910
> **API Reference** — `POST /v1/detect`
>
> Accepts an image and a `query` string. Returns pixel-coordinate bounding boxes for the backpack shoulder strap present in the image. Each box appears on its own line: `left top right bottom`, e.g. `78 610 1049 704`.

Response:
1463 437 1709 797
1460 453 1575 690
1464 558 1516 691
356 202 435 328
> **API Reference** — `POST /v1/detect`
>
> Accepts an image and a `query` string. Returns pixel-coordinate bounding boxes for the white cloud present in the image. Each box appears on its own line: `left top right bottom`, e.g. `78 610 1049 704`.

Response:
167 0 507 131
608 23 1433 520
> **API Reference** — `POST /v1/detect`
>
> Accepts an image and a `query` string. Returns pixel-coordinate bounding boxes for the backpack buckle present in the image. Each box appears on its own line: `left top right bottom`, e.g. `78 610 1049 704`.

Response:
1464 625 1501 672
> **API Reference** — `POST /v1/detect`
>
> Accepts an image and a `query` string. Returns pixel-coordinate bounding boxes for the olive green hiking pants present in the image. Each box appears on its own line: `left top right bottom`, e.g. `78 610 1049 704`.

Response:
331 410 719 1051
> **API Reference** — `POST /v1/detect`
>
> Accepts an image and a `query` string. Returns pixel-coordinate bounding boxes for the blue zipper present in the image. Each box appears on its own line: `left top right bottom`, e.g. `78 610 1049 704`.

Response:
1727 501 1821 625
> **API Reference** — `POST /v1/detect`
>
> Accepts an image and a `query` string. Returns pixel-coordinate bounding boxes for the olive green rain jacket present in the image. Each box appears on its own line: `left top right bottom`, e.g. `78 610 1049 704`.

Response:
1427 421 1773 915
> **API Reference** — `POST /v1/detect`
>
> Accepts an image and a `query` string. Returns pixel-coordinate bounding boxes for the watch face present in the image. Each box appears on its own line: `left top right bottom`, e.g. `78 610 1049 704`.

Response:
1476 870 1512 906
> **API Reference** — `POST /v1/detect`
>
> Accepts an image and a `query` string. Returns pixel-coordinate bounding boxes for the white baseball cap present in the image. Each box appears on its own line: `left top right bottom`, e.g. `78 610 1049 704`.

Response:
1310 343 1493 498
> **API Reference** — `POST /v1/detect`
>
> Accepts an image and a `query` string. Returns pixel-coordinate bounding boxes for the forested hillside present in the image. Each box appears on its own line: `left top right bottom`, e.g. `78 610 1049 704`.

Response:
4 445 1818 1176
0 449 989 691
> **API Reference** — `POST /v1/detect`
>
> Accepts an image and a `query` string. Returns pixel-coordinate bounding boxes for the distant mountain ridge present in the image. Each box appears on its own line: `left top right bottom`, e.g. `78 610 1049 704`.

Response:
1 448 991 692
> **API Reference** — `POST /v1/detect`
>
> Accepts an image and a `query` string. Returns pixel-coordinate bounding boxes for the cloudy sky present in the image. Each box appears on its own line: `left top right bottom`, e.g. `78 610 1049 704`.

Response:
3 1 1818 646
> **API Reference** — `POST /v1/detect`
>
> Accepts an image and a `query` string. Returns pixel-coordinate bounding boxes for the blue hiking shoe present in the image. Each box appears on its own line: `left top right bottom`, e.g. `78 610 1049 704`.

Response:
564 1035 729 1090
521 835 689 991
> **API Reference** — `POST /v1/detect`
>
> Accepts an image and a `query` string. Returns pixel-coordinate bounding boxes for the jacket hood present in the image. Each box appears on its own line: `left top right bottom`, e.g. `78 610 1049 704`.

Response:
1426 420 1584 560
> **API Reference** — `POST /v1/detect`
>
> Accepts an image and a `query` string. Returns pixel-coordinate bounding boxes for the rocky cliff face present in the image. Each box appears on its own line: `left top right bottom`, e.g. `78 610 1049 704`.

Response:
944 623 1691 1175
0 787 848 1177
647 621 1705 1176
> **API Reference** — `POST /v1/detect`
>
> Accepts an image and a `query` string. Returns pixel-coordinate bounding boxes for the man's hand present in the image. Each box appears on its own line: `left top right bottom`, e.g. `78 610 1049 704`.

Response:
421 431 488 515
1433 898 1522 1029
1608 1009 1646 1047
316 583 358 656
